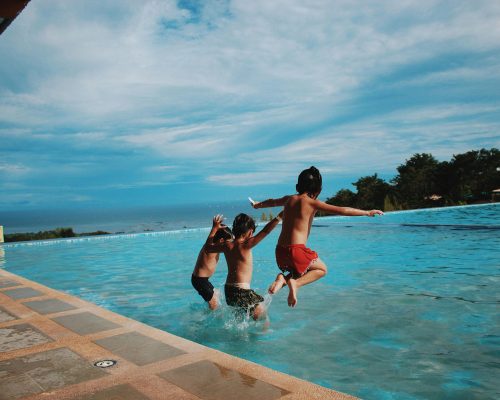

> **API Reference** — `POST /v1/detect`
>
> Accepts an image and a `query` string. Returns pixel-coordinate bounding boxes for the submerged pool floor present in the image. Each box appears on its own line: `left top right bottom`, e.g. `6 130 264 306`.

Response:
0 269 355 400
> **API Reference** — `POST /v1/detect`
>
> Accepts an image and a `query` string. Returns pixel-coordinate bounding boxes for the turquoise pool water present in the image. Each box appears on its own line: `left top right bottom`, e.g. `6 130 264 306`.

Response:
2 204 499 400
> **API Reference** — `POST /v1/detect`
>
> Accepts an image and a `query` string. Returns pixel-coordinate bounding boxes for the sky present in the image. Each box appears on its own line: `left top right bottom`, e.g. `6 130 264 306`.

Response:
1 0 500 211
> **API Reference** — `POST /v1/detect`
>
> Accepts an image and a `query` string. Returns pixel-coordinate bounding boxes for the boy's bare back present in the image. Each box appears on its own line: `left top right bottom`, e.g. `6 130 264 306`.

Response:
193 248 219 278
278 194 316 246
221 239 254 285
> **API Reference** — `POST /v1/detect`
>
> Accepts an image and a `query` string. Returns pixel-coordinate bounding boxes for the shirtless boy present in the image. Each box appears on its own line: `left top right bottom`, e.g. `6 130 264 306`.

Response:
205 211 283 320
251 166 383 308
191 214 233 310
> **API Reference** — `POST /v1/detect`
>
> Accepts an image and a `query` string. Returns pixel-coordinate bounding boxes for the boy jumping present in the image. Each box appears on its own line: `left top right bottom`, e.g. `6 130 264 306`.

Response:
251 166 383 308
191 215 233 310
205 211 283 320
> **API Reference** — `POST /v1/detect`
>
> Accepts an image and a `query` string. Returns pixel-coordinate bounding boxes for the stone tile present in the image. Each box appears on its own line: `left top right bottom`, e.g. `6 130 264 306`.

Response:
2 287 44 300
158 360 289 400
0 373 44 400
51 312 121 335
0 279 22 289
94 331 185 366
0 347 107 400
0 323 53 352
23 298 77 315
75 384 152 400
0 306 17 323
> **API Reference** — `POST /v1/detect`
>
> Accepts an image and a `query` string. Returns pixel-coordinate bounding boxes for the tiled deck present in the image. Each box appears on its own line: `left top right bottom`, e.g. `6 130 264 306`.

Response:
0 269 357 400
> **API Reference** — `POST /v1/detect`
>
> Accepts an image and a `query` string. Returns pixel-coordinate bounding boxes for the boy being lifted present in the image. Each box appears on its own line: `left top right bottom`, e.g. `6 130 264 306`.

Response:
205 212 283 320
251 166 383 308
191 215 233 310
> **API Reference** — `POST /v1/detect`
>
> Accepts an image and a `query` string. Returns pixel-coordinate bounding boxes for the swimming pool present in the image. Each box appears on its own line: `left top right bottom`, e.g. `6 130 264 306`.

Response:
2 204 499 400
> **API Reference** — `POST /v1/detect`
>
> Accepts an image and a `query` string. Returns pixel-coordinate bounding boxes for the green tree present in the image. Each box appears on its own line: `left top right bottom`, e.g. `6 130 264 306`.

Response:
447 148 500 202
352 174 391 210
326 188 357 207
392 153 442 208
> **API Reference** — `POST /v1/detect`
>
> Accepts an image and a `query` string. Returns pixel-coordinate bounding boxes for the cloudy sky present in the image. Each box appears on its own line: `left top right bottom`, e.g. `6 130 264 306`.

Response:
1 0 499 210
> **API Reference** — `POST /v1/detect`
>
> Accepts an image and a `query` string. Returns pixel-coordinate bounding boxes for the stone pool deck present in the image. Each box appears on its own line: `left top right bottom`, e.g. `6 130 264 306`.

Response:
0 269 357 400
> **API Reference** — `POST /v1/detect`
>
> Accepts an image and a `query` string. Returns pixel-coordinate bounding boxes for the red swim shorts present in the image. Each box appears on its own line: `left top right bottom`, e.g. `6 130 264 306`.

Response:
275 244 318 276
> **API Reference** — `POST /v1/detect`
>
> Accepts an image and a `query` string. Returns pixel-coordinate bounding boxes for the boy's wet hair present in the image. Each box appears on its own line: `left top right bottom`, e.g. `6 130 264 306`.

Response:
232 213 256 238
296 166 322 195
214 226 233 241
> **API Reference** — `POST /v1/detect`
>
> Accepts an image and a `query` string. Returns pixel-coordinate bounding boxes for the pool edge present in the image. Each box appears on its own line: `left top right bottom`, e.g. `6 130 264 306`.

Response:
0 269 358 400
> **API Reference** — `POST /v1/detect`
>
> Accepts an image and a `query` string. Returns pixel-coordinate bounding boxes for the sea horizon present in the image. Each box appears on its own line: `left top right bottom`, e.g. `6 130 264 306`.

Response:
0 199 284 235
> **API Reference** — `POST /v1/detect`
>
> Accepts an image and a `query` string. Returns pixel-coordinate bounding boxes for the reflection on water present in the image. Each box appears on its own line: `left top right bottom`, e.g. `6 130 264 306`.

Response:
2 204 499 400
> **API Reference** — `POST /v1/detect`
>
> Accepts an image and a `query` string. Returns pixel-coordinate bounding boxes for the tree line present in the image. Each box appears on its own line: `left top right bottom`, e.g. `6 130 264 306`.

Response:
4 228 110 242
324 148 500 211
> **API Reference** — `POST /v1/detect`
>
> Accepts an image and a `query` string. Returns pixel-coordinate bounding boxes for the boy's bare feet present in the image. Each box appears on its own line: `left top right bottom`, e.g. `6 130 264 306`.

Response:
287 278 298 307
268 273 287 294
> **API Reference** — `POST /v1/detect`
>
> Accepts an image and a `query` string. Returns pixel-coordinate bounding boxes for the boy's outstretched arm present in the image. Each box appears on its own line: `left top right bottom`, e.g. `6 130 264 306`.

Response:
314 200 384 217
245 210 284 248
204 214 227 253
251 196 290 209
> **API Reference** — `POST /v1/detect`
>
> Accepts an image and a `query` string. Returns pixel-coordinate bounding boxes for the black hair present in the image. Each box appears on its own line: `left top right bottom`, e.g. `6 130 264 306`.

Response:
214 226 233 241
232 213 256 238
296 166 322 195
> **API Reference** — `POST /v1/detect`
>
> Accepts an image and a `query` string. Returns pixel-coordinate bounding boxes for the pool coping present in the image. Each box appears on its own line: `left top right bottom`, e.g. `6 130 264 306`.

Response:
0 269 358 400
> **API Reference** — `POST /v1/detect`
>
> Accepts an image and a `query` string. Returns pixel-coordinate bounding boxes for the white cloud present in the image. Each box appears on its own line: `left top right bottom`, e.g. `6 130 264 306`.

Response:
0 163 31 174
208 171 295 186
1 0 500 203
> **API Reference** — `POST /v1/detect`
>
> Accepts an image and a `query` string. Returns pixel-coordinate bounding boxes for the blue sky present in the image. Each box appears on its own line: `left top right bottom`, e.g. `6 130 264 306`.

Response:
1 0 499 210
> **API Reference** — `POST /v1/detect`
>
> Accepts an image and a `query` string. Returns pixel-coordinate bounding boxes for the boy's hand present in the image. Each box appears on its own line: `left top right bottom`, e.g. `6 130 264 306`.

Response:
212 214 225 228
367 210 384 217
248 197 258 209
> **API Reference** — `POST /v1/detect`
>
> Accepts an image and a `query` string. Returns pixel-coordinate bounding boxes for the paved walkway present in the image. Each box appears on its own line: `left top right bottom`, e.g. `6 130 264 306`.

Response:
0 269 357 400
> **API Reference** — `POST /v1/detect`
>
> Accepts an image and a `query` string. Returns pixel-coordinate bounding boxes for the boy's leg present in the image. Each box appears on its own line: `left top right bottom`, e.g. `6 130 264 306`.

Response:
287 258 327 307
252 303 266 320
208 288 219 310
268 273 287 294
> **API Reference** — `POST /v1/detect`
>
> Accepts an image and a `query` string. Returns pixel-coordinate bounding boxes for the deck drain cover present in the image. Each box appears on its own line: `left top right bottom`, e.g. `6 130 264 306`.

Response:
94 360 117 368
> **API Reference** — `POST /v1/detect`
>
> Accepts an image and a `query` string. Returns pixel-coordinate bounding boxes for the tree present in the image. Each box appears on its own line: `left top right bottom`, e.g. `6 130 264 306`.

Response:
326 189 357 207
352 174 391 210
447 148 500 202
392 153 442 208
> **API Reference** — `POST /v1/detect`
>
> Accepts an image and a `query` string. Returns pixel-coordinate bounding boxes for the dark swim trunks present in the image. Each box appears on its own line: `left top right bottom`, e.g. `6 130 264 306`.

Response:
275 244 318 277
224 284 264 312
191 274 215 302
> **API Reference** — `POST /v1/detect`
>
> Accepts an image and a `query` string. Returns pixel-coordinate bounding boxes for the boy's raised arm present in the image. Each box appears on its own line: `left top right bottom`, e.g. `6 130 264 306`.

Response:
250 196 289 209
314 200 384 217
245 210 284 248
204 214 227 253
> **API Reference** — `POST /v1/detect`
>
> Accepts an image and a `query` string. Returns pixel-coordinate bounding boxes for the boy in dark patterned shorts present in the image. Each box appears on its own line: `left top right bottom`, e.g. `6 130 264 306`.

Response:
205 211 283 319
191 215 232 310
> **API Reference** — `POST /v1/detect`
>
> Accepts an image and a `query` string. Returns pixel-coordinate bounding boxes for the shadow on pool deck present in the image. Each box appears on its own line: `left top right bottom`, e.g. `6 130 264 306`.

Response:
0 270 357 400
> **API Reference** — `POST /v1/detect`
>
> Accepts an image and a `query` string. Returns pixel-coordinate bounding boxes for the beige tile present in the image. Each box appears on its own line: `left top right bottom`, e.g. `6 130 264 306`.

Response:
0 347 107 397
158 360 289 400
2 287 44 300
0 323 53 352
51 312 121 335
94 331 186 366
73 383 152 400
23 299 77 315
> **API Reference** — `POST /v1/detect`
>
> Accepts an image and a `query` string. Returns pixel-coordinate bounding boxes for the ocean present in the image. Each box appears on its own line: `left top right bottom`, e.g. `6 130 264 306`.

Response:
0 200 283 235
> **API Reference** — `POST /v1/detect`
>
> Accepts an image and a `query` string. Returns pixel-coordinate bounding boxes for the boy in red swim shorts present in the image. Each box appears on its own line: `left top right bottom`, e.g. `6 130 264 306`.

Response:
251 166 383 307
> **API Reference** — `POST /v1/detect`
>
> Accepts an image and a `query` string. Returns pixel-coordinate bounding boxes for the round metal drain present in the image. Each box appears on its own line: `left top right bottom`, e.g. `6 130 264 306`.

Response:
94 360 117 368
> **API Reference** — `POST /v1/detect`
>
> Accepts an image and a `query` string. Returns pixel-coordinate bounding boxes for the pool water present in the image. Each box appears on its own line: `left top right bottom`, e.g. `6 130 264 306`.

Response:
2 204 499 400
